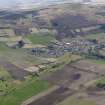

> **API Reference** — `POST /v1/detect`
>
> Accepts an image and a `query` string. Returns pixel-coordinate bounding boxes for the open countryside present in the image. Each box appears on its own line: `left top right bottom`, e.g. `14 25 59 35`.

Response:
0 0 105 105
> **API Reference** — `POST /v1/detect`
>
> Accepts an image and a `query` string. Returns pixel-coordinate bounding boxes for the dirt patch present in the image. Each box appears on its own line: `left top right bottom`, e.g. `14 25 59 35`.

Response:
28 87 75 105
72 60 105 75
42 66 77 85
0 60 29 80
42 64 97 88
75 92 105 105
71 73 81 80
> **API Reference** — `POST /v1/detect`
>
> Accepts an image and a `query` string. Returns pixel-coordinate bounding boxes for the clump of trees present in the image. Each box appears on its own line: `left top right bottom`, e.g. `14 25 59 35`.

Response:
17 40 25 48
96 77 105 90
100 24 105 31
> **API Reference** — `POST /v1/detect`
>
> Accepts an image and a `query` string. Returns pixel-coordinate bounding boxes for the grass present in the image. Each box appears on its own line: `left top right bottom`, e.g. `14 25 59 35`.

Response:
41 54 82 75
0 42 10 51
0 79 49 105
100 50 105 56
0 68 11 79
58 53 82 64
26 34 55 45
87 59 105 65
0 43 50 105
0 68 13 92
58 97 97 105
0 42 46 67
84 33 105 42
96 77 105 85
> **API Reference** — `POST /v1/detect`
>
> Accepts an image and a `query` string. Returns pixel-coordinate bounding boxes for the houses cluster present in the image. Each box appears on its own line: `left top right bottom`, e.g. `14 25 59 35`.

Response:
28 38 105 57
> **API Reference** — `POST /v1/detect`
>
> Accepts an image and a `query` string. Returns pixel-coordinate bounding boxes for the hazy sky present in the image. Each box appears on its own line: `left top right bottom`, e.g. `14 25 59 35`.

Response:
0 0 75 8
0 0 104 9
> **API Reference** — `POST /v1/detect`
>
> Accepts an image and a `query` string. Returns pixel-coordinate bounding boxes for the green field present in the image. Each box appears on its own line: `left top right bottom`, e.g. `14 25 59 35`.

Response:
26 34 55 45
0 79 49 105
87 59 105 65
96 77 105 85
58 97 97 105
58 54 82 64
0 68 12 93
0 42 47 67
84 33 105 41
0 43 51 105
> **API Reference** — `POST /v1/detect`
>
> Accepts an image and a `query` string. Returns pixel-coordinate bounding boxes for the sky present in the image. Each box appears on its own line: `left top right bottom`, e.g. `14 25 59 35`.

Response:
0 0 78 9
0 0 104 9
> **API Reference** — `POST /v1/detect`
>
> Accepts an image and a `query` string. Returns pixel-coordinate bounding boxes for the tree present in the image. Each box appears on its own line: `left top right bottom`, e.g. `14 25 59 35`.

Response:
18 40 25 48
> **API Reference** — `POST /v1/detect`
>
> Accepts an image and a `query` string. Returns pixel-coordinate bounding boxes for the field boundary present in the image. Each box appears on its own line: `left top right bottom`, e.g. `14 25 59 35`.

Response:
21 85 59 105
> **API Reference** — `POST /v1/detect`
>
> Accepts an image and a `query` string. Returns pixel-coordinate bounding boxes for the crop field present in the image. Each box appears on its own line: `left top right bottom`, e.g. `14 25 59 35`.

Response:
29 61 99 105
28 58 105 105
0 42 52 105
0 79 49 105
26 34 55 45
0 3 105 105
87 59 105 66
84 33 105 41
0 42 47 67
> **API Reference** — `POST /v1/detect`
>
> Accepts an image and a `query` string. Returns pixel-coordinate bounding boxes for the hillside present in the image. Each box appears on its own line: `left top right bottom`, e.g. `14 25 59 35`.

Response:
0 3 105 39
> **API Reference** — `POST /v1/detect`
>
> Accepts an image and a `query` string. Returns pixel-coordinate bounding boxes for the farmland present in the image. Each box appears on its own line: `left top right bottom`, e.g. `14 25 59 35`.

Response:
84 33 105 42
0 79 49 105
0 2 105 105
87 59 105 65
0 42 47 67
27 58 105 105
58 97 97 105
26 33 55 45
